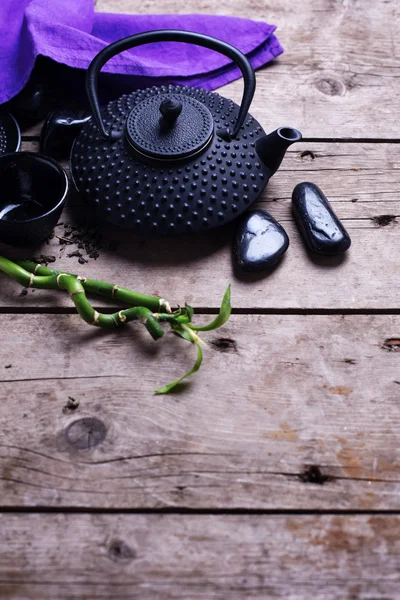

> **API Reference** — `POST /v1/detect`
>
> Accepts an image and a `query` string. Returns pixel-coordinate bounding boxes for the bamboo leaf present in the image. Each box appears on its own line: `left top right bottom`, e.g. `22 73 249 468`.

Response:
185 303 194 321
172 327 193 342
190 285 231 332
155 342 203 394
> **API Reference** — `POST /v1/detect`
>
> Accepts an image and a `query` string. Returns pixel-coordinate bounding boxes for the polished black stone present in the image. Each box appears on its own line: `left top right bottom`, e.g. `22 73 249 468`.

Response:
40 110 92 159
233 209 289 272
292 182 351 255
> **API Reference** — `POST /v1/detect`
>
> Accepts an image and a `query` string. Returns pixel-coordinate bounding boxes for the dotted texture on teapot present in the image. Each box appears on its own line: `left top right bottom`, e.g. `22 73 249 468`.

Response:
71 84 269 236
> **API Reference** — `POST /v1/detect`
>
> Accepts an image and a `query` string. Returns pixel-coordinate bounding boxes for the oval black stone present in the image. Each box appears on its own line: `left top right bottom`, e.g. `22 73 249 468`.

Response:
233 209 289 271
292 182 351 255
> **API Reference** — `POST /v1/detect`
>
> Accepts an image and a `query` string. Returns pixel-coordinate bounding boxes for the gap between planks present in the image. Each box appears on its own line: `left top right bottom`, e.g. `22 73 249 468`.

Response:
0 306 400 315
20 136 400 144
1 506 400 515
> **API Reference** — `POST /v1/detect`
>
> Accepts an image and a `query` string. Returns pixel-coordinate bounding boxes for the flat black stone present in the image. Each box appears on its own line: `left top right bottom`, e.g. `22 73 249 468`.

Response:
292 182 351 255
233 209 289 272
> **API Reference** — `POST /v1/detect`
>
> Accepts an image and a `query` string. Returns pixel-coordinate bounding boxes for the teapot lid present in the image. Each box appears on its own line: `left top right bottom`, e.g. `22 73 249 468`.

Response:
125 93 214 160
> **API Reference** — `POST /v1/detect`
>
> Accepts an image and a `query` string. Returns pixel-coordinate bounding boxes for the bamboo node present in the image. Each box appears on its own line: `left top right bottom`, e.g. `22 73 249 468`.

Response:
56 273 69 288
28 273 34 288
90 310 100 325
33 263 42 275
69 289 84 297
77 276 87 283
152 313 159 319
112 285 119 298
159 298 172 313
118 311 127 323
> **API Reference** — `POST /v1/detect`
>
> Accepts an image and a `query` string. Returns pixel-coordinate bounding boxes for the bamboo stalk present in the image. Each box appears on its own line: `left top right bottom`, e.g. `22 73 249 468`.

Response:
0 256 232 392
17 260 171 313
1 258 164 339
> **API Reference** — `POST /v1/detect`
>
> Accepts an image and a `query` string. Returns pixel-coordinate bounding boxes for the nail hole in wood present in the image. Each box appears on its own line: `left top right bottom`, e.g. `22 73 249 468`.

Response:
210 337 238 353
299 150 315 161
382 338 400 352
108 539 136 563
372 215 397 227
300 465 331 485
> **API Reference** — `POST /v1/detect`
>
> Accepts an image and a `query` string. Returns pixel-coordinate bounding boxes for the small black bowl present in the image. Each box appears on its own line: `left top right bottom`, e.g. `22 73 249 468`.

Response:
0 152 68 246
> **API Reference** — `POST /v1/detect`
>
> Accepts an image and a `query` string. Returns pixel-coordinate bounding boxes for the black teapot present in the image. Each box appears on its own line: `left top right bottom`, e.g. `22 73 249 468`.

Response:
70 30 301 236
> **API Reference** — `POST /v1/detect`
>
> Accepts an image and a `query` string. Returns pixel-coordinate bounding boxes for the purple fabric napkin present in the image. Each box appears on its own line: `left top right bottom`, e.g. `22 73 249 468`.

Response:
1 0 283 105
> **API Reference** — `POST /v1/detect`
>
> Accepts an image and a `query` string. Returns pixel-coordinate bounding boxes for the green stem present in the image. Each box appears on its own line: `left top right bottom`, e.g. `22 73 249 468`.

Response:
0 257 232 393
17 260 171 313
1 259 164 340
0 257 58 290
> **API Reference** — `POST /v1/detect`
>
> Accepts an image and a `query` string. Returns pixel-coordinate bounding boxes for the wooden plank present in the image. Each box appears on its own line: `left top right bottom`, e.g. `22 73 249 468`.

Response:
0 313 399 509
0 221 397 310
56 141 400 218
23 0 400 139
22 140 400 218
2 140 400 310
93 0 400 139
1 513 399 599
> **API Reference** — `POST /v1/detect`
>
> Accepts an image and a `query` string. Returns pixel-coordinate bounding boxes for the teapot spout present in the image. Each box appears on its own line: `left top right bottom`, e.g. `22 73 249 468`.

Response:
256 127 302 176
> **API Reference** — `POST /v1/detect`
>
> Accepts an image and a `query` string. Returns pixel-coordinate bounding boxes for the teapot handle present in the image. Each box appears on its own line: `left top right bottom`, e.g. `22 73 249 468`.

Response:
86 29 256 141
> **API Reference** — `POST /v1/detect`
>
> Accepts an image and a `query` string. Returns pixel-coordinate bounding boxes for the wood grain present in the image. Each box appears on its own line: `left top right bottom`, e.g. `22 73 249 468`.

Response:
0 221 397 311
49 141 400 218
67 0 400 139
25 0 400 139
1 513 399 599
3 0 400 597
4 140 400 311
0 313 399 509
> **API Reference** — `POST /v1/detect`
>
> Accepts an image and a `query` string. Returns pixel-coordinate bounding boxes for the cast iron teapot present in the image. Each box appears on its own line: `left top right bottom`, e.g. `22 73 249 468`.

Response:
71 30 302 236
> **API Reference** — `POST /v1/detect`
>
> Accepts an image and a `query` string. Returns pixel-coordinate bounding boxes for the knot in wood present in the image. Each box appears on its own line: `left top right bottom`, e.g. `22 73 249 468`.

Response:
315 77 345 96
65 417 107 450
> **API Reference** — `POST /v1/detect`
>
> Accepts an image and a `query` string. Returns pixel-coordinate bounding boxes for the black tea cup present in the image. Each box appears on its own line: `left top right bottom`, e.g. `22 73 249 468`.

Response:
0 152 68 246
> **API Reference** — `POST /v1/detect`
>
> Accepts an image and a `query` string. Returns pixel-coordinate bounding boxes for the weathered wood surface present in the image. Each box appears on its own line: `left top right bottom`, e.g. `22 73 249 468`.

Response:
24 0 400 139
24 140 400 217
1 313 399 509
26 0 400 139
3 0 400 596
1 513 400 599
27 0 400 139
3 141 400 310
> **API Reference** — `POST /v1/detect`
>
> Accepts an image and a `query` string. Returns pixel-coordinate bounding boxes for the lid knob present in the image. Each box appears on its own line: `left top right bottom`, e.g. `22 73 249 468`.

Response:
126 92 214 160
159 98 183 125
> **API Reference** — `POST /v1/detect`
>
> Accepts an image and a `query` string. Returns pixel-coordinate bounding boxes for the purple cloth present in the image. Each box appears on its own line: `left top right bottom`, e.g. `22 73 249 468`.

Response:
1 0 283 105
